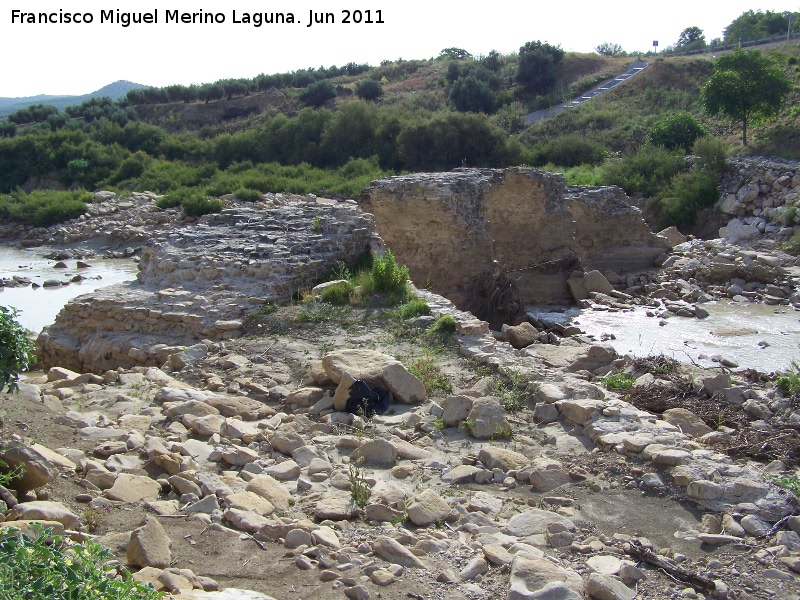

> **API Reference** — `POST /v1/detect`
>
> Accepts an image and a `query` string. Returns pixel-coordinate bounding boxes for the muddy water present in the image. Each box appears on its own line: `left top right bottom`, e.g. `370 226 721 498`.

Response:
529 301 800 373
0 247 139 333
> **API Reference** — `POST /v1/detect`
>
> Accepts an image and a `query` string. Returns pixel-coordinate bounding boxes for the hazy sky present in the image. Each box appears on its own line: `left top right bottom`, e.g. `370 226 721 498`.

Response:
2 1 798 97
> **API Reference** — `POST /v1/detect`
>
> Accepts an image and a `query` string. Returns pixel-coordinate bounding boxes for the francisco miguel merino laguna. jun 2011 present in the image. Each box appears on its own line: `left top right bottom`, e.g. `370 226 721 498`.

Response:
10 8 385 27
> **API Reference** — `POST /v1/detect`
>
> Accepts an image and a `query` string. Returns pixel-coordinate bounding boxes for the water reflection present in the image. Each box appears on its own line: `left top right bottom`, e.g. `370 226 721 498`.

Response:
0 246 139 332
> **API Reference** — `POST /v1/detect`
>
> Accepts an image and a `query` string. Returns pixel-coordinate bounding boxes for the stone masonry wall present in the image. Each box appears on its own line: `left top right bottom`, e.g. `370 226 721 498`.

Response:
37 198 381 372
362 168 668 306
716 156 800 241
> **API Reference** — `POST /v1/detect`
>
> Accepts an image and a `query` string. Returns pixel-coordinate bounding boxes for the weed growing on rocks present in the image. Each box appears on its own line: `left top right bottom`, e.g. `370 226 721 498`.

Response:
491 368 535 413
407 353 453 396
776 360 800 396
601 370 637 390
348 457 371 508
392 299 430 320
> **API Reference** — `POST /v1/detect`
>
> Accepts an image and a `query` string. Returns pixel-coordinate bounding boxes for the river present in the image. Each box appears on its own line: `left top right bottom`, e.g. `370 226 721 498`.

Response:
0 246 139 333
529 301 800 373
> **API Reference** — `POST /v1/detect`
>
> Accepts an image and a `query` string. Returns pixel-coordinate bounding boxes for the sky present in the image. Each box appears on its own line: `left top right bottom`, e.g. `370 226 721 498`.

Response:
1 1 798 98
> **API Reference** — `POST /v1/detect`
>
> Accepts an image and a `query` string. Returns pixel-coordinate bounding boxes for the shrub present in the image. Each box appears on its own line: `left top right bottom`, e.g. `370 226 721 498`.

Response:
783 232 800 256
355 78 384 101
449 75 496 113
233 187 263 202
777 360 800 395
431 314 456 334
394 299 430 320
0 306 36 393
0 189 91 227
320 281 356 305
602 145 687 197
371 250 409 294
299 80 337 107
181 193 224 217
647 112 708 151
536 135 607 167
0 525 164 599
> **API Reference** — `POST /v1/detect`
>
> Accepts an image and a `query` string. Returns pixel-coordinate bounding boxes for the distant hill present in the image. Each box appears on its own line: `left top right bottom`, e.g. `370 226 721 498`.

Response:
0 80 147 119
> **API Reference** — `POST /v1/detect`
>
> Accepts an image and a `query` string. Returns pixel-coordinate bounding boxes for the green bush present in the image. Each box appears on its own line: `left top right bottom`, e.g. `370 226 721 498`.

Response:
320 281 356 305
449 75 496 113
0 189 91 227
181 193 224 217
0 306 36 393
299 80 337 107
371 250 410 294
155 188 224 216
647 112 708 151
536 135 607 167
431 314 456 334
355 78 384 101
0 526 163 599
602 145 688 197
233 187 263 202
777 360 800 395
394 299 430 320
783 232 800 256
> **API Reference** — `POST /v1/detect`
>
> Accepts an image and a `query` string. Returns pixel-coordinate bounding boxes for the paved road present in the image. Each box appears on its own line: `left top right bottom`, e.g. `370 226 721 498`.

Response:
523 60 650 125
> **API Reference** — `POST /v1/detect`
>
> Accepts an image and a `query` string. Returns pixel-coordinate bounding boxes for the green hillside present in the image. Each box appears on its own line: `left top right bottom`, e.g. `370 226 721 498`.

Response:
1 22 798 235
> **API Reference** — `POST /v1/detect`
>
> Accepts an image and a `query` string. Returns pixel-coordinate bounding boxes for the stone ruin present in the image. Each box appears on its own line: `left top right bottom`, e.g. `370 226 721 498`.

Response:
37 198 381 372
361 167 670 306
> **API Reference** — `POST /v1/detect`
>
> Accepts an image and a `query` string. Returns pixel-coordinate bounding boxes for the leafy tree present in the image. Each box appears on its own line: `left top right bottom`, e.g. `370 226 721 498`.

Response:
449 75 496 113
199 82 225 104
702 48 793 145
8 104 59 125
481 50 502 72
299 80 337 107
595 42 625 56
515 41 564 96
0 306 36 393
355 78 384 101
438 48 472 60
647 112 708 151
677 26 706 48
724 10 800 44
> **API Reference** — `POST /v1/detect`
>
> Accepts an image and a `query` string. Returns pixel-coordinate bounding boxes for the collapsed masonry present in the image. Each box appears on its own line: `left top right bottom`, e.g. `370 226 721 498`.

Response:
37 198 380 372
361 167 670 307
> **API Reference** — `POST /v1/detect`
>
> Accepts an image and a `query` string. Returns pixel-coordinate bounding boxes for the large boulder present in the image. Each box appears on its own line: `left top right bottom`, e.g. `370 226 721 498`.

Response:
508 554 584 599
127 516 172 568
0 443 57 494
465 398 511 439
322 349 426 404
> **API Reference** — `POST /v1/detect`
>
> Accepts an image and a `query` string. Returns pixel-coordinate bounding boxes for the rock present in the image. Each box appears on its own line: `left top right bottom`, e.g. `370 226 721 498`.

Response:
245 475 291 511
322 349 426 404
465 398 511 439
468 491 503 514
407 489 451 526
169 344 208 370
127 516 172 568
479 447 530 471
687 480 724 501
312 525 341 549
270 426 305 455
505 322 539 349
224 492 275 517
503 509 576 537
9 501 79 529
661 408 712 438
442 465 482 483
372 537 427 568
568 270 614 301
459 556 489 580
508 554 584 600
204 394 273 420
529 469 573 492
441 395 473 426
352 438 397 465
701 374 730 396
656 226 687 248
284 528 313 549
0 443 57 493
371 568 395 586
264 460 301 481
740 514 771 537
555 399 606 426
314 494 358 520
586 556 626 576
585 573 635 600
532 403 559 423
104 473 161 503
343 585 371 600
